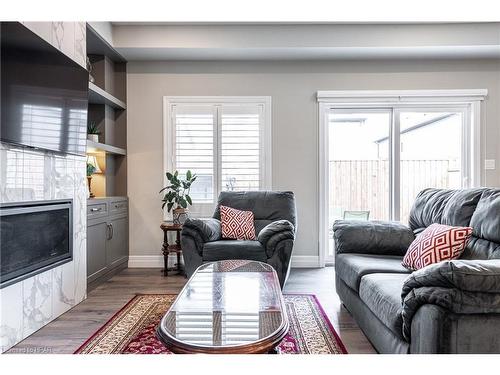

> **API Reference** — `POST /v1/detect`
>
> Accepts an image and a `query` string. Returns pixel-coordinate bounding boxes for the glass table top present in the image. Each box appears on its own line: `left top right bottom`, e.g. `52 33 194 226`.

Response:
158 260 287 349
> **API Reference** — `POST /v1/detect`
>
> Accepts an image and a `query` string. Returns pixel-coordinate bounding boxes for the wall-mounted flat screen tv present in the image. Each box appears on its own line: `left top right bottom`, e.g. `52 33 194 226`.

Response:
1 22 88 156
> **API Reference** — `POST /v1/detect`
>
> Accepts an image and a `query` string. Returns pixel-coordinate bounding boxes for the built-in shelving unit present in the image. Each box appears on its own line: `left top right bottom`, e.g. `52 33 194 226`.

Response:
86 24 129 290
86 23 128 198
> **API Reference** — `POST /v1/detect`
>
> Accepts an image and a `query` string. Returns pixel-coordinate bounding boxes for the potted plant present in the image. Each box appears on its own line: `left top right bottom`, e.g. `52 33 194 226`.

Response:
160 170 197 225
87 121 100 142
86 162 96 198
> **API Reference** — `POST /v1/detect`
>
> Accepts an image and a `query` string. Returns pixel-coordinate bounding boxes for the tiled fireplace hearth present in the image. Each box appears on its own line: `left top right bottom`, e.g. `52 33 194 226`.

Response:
0 143 87 353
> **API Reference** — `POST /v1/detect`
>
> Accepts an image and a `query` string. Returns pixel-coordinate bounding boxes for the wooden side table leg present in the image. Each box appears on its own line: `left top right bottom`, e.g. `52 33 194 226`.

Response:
162 231 169 277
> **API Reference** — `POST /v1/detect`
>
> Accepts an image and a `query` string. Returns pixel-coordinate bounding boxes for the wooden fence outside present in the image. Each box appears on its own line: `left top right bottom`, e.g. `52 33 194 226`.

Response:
329 159 452 224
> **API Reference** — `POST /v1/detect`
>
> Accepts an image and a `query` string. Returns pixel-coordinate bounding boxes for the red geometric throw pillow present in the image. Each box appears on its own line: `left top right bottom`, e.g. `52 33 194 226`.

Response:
220 205 256 240
402 223 473 271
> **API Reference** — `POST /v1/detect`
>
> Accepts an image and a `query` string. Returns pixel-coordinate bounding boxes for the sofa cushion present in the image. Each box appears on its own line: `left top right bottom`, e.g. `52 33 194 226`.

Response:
220 205 256 240
470 190 500 244
359 273 408 338
336 254 410 292
202 240 267 262
408 188 485 231
402 223 473 270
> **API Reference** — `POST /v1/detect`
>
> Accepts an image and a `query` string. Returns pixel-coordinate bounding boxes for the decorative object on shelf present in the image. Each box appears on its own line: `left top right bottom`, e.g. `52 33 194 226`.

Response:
86 56 95 83
160 170 197 225
86 155 102 198
160 222 185 277
87 121 100 142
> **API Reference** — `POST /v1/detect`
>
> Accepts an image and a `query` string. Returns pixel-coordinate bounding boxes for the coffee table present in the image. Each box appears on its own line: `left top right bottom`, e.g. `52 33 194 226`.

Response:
156 260 289 354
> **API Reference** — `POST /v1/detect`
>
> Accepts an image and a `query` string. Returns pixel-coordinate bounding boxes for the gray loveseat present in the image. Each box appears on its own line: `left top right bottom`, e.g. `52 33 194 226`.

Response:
333 188 500 353
181 191 297 288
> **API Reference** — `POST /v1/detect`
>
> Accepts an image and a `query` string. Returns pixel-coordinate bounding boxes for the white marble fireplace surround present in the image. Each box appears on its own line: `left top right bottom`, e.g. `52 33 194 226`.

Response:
0 142 87 353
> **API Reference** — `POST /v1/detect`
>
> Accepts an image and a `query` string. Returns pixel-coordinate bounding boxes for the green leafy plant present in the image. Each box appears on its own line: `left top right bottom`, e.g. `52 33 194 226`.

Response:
160 170 197 212
86 163 96 177
87 121 100 135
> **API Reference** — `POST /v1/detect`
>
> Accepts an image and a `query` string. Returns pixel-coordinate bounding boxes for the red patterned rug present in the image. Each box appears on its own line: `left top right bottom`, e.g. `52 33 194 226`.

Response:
75 294 347 354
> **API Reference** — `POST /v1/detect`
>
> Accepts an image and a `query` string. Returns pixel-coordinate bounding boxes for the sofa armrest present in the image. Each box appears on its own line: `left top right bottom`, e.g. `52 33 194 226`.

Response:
402 259 500 296
332 220 414 256
258 220 295 258
182 217 221 243
401 259 500 341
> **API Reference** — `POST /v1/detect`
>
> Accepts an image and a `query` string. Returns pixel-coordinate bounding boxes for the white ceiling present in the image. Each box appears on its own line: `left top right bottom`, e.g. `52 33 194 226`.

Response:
96 22 500 61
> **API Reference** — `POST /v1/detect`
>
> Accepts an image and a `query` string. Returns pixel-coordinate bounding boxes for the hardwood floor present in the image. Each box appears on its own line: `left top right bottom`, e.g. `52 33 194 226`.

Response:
8 267 376 354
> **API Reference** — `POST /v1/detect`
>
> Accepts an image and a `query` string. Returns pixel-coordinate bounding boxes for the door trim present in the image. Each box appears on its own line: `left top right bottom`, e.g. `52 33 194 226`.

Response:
317 89 487 267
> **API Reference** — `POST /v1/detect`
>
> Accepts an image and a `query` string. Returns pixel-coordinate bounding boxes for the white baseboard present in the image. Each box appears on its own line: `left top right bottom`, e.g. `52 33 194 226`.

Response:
129 255 320 268
290 255 320 268
128 255 164 268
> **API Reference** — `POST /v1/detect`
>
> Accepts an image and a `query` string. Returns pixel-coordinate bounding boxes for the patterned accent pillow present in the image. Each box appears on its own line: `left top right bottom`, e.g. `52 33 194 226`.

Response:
220 205 256 240
402 223 473 271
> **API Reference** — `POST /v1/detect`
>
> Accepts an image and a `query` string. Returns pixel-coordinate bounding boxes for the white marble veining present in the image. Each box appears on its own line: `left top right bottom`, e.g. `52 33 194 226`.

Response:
74 22 87 68
52 262 75 318
22 271 53 338
72 157 88 304
0 283 23 351
0 144 87 353
22 21 87 68
51 22 65 52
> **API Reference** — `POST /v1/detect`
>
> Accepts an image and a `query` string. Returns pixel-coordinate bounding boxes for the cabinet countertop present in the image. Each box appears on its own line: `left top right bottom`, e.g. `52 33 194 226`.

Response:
88 196 128 203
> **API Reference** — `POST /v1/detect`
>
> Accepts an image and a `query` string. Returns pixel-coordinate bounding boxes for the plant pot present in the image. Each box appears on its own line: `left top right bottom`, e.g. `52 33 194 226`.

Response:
87 134 99 142
172 207 189 225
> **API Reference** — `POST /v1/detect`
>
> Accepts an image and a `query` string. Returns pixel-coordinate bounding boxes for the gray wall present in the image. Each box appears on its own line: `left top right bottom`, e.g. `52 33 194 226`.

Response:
126 59 500 263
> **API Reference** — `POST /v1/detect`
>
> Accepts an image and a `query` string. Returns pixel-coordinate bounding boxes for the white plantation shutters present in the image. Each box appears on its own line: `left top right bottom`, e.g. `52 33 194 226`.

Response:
221 105 262 192
173 105 215 203
168 98 271 215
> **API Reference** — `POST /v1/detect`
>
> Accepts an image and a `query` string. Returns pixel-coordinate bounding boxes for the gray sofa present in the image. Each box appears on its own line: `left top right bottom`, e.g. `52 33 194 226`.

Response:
333 188 500 353
181 191 296 288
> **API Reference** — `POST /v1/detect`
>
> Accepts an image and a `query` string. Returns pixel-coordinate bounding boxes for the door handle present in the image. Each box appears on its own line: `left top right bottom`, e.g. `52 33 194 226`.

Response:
106 223 112 240
109 223 114 239
90 207 102 212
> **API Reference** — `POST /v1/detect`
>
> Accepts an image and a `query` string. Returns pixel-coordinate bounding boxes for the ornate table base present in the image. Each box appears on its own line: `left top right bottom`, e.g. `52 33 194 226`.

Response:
160 223 185 276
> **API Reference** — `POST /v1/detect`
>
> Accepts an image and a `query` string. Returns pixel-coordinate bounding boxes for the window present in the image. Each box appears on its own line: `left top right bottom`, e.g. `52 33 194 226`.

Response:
318 89 487 265
164 97 271 217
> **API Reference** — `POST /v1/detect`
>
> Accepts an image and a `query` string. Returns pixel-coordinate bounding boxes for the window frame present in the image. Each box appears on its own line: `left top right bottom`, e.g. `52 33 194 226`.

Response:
318 89 487 267
163 96 272 219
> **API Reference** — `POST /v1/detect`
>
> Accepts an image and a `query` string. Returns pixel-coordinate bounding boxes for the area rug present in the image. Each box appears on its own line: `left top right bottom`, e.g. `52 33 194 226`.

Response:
75 294 347 354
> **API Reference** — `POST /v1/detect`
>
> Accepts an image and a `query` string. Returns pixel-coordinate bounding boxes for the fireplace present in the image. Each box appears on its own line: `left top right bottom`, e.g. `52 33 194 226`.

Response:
0 199 73 288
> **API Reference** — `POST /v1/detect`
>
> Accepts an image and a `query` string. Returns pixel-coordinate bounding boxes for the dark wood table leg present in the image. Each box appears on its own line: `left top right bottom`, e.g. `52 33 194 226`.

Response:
162 230 169 276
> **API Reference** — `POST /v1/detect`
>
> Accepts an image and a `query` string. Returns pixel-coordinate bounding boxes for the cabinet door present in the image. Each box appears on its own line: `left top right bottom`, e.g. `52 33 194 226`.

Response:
87 221 107 282
106 216 128 268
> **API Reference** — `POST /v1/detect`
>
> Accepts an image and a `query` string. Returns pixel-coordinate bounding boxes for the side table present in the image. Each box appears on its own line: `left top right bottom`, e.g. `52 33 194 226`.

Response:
160 222 185 277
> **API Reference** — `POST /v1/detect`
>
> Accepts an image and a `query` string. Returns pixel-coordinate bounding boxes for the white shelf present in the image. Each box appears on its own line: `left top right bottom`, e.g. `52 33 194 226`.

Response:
87 140 126 156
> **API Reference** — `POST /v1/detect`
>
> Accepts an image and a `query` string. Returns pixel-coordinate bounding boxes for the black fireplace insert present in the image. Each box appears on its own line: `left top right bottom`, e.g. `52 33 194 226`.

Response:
0 199 73 288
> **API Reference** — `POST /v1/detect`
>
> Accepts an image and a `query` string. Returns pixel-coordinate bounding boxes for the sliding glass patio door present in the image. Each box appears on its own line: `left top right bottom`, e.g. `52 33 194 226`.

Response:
326 106 468 261
396 109 465 224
